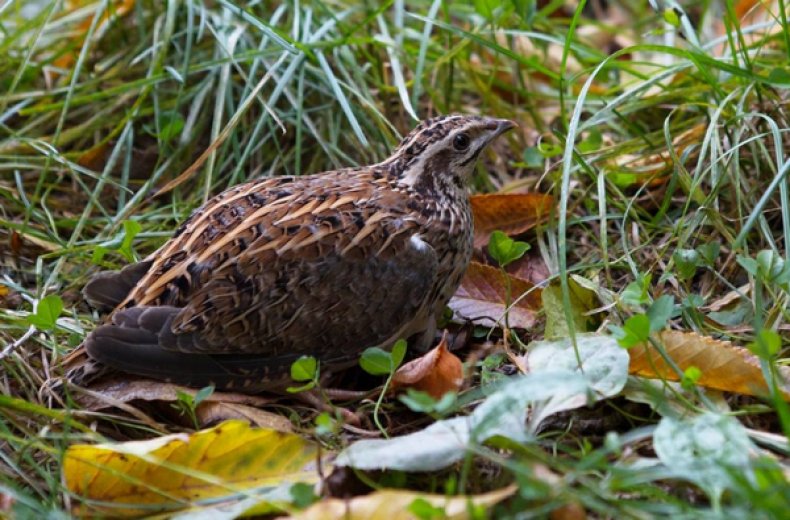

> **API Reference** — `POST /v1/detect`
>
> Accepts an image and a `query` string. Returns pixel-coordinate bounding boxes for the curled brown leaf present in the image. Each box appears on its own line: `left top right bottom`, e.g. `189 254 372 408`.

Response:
391 333 464 398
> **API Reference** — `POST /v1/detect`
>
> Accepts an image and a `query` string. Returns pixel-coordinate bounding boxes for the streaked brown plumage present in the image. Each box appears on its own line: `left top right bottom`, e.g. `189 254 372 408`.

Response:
73 115 516 392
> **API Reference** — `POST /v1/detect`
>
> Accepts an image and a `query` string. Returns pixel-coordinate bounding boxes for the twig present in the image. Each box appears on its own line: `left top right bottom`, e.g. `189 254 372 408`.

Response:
0 325 35 360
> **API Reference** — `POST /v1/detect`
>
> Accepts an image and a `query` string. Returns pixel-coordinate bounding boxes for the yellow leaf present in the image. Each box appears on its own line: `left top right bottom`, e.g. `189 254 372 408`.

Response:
450 261 541 329
284 485 517 520
630 330 790 399
470 193 554 249
63 420 323 517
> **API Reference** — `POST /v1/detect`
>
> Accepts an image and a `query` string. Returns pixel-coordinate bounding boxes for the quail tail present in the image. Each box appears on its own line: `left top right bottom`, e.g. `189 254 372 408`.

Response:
82 260 153 312
84 306 301 391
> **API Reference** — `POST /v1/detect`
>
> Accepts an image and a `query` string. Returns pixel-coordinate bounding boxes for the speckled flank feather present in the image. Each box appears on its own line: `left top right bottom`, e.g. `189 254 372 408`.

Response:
73 115 516 392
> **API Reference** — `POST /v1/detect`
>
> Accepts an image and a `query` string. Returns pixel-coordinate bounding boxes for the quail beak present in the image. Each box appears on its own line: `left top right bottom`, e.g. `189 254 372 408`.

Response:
485 118 518 141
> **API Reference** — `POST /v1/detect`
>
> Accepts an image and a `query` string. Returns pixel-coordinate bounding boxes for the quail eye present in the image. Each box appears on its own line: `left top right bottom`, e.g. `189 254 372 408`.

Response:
453 133 470 151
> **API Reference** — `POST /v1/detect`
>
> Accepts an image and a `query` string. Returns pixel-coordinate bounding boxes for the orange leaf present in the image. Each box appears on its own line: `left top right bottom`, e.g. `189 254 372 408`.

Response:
630 330 790 399
54 1 137 73
450 261 541 329
470 193 554 249
392 333 464 398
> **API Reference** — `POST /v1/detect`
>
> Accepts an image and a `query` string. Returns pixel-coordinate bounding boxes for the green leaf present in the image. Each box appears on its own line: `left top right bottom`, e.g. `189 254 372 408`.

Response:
118 220 142 262
767 67 790 86
663 7 680 27
193 385 215 407
748 329 781 359
673 248 700 280
647 295 675 332
537 141 563 157
360 347 393 376
737 255 759 276
578 128 602 153
290 356 318 382
314 412 337 437
621 274 651 308
610 314 650 348
27 294 64 330
91 245 109 264
696 242 720 266
156 111 185 141
522 147 543 168
487 230 530 268
289 482 318 509
408 498 446 520
390 339 407 369
399 389 456 416
681 366 702 390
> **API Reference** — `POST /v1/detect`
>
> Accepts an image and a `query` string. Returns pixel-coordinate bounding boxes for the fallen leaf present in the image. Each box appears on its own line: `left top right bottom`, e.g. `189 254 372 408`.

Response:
653 413 755 501
541 278 601 339
450 261 541 329
196 401 292 431
283 485 517 520
391 332 464 398
53 0 136 75
337 335 627 473
470 193 554 249
506 250 551 287
63 420 324 517
74 378 273 410
629 330 790 399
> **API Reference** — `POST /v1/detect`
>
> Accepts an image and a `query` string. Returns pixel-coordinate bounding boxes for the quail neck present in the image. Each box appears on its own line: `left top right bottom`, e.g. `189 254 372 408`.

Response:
73 114 516 393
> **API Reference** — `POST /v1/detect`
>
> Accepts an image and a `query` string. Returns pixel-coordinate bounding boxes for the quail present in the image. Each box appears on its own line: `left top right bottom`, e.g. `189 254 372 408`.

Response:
75 115 516 392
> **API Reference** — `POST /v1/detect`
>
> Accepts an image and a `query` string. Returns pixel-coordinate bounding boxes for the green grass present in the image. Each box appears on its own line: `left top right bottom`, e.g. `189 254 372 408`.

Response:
1 0 789 517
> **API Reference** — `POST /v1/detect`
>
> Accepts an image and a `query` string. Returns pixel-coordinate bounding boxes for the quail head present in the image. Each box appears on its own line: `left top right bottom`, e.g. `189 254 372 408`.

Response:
77 115 516 392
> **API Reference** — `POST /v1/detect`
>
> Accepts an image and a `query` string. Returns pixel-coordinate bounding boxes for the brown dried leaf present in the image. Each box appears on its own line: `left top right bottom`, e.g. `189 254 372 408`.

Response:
196 401 292 431
506 250 551 286
470 193 554 249
450 261 541 329
74 378 273 410
630 330 790 399
391 333 464 398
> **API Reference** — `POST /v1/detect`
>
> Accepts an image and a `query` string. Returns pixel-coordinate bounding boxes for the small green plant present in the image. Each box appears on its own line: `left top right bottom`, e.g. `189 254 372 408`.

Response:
289 482 318 509
359 339 407 436
287 356 319 393
174 385 214 429
92 220 143 264
399 389 456 419
27 295 63 330
487 230 529 268
610 294 675 348
408 497 446 520
487 230 530 338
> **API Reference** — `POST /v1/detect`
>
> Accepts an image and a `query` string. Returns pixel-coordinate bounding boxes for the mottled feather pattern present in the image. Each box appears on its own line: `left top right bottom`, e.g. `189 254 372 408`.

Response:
67 115 515 392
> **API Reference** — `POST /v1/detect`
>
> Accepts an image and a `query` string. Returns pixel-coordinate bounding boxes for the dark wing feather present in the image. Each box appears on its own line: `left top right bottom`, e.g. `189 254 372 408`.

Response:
82 260 153 311
84 306 308 390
